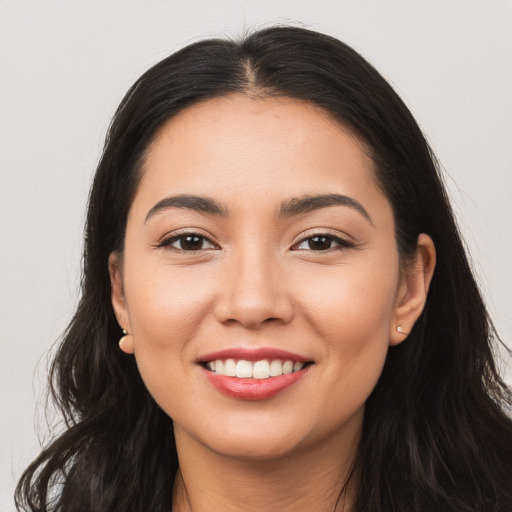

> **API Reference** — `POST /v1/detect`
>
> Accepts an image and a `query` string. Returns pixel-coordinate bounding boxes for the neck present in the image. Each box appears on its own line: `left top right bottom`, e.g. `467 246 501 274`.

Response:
172 413 361 512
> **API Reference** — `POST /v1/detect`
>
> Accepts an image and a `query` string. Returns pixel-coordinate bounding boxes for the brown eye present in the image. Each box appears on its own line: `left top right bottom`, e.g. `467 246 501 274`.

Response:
306 235 333 251
178 235 204 250
159 233 217 251
293 234 353 252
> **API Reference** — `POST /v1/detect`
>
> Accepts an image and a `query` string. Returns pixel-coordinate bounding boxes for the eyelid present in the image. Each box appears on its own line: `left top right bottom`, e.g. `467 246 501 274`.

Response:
154 228 355 252
155 228 220 250
290 229 356 251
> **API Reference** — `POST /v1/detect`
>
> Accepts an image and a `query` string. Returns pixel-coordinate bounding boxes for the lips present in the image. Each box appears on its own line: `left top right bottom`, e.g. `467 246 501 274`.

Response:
198 347 313 400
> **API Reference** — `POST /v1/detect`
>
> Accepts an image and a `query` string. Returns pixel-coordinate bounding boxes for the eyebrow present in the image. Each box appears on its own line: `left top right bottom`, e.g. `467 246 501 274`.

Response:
145 193 372 225
145 194 228 222
278 194 372 224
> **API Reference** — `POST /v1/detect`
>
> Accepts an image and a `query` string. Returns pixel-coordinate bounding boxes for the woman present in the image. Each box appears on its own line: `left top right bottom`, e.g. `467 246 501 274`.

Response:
16 26 512 512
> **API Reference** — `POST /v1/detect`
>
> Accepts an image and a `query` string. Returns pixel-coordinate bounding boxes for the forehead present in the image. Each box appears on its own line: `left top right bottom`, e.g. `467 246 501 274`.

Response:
132 94 390 222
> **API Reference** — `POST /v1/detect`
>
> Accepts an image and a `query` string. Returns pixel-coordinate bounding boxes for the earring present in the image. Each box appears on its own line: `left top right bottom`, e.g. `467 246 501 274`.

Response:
396 325 409 335
119 329 131 351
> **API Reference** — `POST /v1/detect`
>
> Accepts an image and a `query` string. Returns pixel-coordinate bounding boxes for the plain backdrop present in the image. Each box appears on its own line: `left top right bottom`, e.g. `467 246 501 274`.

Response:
1 1 511 510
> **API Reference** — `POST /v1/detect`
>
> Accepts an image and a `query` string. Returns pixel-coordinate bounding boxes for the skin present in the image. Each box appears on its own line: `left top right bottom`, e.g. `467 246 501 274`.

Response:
110 94 436 512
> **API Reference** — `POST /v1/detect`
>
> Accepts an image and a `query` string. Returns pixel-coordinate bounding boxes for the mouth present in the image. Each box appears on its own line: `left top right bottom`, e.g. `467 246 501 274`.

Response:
201 358 312 379
198 348 314 400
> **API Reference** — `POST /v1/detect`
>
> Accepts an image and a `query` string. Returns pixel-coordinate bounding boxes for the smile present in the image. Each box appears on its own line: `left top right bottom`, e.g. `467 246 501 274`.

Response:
206 359 305 379
199 348 313 400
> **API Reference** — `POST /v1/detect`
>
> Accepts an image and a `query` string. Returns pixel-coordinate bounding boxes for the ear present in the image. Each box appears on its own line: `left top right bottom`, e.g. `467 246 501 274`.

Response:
389 233 436 346
108 252 134 354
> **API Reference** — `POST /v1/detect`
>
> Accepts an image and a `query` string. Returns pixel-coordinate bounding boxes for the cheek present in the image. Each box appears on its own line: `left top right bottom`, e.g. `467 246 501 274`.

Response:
125 262 217 344
122 261 219 402
298 258 398 342
296 260 398 397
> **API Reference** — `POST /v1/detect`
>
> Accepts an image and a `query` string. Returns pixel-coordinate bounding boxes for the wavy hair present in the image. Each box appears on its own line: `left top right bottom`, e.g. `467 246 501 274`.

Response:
16 26 512 511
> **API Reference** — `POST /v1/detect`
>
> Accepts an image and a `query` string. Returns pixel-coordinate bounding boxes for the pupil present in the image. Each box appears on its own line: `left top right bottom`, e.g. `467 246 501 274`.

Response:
181 235 202 250
309 236 331 250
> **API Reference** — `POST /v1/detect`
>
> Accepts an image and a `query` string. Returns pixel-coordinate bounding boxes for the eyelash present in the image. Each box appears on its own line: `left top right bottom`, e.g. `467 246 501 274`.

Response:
156 231 354 253
291 233 355 252
156 232 218 252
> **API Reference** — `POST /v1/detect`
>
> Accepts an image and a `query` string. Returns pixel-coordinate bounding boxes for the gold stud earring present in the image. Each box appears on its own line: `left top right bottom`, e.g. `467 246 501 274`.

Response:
396 325 409 335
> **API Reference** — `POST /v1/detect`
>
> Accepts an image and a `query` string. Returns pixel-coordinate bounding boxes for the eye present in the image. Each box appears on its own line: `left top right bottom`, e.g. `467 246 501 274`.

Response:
158 233 218 251
292 234 353 252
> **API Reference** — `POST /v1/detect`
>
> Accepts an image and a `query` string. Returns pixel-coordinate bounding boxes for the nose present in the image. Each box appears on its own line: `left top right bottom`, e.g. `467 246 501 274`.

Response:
214 247 294 329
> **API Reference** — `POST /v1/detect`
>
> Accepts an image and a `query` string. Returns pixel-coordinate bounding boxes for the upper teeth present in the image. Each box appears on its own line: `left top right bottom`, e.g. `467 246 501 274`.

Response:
206 359 304 379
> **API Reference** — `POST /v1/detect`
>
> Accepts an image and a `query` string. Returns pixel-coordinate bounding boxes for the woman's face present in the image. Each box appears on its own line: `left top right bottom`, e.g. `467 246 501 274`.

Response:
111 94 427 460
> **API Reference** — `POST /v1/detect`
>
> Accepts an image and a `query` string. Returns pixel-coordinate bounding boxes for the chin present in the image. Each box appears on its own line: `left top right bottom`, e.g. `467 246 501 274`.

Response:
209 434 302 461
182 416 311 461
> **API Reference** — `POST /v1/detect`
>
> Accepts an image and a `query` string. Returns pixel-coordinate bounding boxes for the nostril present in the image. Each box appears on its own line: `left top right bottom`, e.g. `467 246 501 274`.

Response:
221 316 288 329
213 285 294 328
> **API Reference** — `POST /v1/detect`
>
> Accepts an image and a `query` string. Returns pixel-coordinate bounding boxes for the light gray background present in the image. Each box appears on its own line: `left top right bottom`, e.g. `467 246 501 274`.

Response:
1 1 511 510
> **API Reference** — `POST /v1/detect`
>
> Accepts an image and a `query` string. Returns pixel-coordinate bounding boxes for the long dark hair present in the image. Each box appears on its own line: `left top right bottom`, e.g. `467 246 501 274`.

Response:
16 26 512 511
